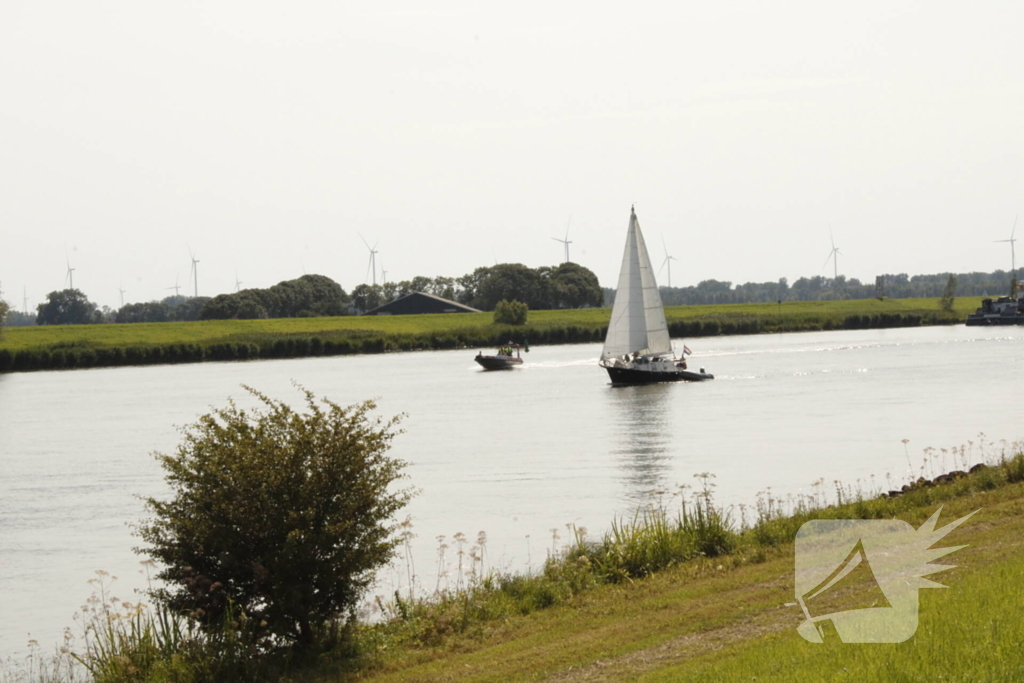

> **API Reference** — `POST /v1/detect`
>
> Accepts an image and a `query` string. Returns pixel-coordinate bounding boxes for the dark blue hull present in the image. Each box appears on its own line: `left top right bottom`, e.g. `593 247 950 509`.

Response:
604 365 714 386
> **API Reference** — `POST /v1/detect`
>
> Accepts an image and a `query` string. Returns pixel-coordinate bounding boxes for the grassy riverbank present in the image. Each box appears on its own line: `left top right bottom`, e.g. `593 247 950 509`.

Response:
0 297 978 373
7 443 1021 682
364 494 1023 683
325 454 1024 682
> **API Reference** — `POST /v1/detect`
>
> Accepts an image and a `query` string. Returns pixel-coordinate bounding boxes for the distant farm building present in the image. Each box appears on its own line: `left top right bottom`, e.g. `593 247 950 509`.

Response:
362 292 482 316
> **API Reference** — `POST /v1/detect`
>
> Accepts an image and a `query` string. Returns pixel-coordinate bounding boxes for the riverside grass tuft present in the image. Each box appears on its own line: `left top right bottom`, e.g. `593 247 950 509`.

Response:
0 297 977 373
8 439 1023 683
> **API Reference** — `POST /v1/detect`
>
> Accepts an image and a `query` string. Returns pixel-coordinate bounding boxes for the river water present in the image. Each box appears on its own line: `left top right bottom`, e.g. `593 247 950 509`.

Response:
1 325 1022 656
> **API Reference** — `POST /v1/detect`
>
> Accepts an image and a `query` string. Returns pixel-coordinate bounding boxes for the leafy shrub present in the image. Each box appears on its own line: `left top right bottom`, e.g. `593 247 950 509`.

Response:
136 387 415 649
493 300 528 325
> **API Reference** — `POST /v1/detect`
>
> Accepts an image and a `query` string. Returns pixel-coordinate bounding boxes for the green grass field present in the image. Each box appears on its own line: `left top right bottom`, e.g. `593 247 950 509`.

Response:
0 296 979 355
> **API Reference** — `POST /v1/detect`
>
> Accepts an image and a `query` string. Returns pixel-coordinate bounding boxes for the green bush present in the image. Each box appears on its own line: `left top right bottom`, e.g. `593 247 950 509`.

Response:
136 387 415 649
493 300 528 325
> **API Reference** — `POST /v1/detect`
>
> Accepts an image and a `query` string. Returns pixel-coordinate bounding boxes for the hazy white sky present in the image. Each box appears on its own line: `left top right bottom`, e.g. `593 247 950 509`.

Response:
1 1 1022 310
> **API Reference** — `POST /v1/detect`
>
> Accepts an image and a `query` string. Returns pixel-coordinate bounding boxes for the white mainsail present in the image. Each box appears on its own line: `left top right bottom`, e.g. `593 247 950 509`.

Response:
601 208 672 360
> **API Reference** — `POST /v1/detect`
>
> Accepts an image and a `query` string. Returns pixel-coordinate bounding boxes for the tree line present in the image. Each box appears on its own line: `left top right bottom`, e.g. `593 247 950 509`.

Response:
202 263 602 320
4 266 1018 327
13 290 215 326
601 270 1020 307
349 262 603 313
200 274 349 320
8 263 605 325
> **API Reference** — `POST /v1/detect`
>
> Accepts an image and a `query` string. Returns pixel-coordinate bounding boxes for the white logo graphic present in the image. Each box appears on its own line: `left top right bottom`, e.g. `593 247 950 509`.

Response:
794 507 977 643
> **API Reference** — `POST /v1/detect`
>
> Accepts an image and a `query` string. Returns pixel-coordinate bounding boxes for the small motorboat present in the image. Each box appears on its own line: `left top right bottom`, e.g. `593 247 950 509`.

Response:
475 343 524 370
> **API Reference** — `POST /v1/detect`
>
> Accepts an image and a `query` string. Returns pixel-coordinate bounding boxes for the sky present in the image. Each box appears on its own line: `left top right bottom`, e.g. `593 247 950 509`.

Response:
1 1 1022 311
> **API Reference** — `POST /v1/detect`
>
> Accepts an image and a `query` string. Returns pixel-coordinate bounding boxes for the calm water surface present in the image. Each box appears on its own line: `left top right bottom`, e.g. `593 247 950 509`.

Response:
1 325 1022 655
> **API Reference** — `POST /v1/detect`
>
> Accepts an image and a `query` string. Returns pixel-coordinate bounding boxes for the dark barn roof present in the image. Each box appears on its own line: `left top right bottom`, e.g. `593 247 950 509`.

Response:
362 291 482 316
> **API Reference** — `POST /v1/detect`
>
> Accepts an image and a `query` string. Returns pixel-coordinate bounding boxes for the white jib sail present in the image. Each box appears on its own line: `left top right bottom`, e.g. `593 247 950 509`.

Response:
601 208 672 360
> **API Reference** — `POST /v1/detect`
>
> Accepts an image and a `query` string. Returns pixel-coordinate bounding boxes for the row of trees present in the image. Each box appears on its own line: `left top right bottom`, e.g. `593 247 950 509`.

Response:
25 276 347 325
350 262 603 313
24 290 212 326
201 264 601 319
200 274 350 320
3 309 36 326
13 263 603 325
9 267 1019 327
116 295 210 323
640 270 1020 307
873 271 1017 299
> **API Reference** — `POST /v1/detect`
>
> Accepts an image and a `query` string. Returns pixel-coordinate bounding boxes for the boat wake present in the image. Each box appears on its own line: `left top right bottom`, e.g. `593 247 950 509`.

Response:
522 358 600 369
695 330 1020 360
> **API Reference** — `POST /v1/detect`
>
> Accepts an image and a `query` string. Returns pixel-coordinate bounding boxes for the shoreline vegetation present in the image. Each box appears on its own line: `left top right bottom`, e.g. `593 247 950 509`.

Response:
0 297 976 374
4 437 1022 682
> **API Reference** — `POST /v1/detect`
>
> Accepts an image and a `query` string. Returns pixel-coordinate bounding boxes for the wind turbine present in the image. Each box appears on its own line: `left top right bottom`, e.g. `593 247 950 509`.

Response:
359 234 379 285
166 275 182 298
117 283 127 307
380 260 388 284
657 235 678 287
188 247 200 298
64 254 76 290
995 215 1018 273
23 287 28 315
551 217 572 263
235 270 243 292
823 228 841 280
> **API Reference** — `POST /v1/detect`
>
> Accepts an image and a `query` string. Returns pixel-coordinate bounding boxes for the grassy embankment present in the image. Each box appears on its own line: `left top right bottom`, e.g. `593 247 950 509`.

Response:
325 455 1024 683
0 297 978 373
8 443 1022 683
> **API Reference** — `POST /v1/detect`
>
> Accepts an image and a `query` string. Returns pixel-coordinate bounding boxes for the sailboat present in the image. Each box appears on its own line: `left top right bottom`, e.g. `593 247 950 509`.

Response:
599 207 714 385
